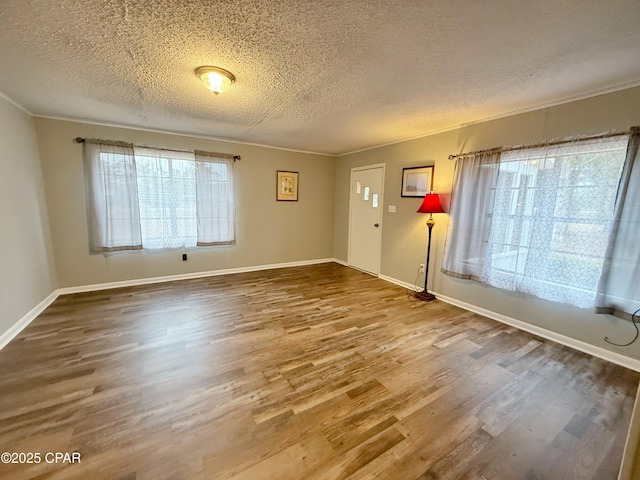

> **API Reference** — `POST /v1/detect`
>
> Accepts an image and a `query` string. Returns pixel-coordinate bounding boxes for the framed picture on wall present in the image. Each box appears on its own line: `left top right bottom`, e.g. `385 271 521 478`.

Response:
277 170 299 201
401 165 434 197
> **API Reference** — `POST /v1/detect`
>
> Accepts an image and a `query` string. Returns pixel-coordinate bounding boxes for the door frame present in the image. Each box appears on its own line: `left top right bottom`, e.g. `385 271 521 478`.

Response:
347 163 386 276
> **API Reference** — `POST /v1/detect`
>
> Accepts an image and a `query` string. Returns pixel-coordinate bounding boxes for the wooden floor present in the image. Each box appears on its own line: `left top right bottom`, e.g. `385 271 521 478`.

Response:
0 263 638 480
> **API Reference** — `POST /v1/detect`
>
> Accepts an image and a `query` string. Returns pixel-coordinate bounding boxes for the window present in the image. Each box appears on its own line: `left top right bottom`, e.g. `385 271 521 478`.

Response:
84 141 235 252
134 148 198 249
443 135 629 308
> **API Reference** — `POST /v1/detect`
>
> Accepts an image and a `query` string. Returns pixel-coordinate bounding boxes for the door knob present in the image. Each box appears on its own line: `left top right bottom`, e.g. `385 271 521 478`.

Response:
374 223 379 227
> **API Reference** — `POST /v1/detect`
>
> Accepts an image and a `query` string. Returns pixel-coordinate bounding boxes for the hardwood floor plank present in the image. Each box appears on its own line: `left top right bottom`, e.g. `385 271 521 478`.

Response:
308 426 407 480
220 433 335 480
418 427 494 480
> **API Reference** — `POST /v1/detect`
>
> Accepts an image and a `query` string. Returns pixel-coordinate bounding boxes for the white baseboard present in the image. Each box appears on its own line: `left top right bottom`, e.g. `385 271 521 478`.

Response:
378 274 420 291
374 272 640 372
432 291 640 372
58 258 338 295
0 290 60 350
368 270 640 370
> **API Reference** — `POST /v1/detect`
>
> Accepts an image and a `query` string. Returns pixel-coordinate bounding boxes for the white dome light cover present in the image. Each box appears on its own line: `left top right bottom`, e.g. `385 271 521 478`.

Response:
196 66 235 94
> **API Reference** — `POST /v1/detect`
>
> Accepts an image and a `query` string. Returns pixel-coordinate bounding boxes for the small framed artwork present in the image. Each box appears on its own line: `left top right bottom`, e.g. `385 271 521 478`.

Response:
277 170 299 201
401 165 434 197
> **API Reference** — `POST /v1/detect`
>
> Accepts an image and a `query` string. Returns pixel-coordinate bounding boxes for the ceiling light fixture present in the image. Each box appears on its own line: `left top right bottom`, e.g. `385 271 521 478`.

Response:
196 66 235 94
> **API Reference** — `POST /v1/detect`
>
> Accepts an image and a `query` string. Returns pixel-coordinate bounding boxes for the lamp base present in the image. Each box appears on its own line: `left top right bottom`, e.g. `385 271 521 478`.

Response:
414 290 436 302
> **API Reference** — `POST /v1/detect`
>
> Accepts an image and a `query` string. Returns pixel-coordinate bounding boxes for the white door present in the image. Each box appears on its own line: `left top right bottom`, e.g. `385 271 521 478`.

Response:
348 166 384 275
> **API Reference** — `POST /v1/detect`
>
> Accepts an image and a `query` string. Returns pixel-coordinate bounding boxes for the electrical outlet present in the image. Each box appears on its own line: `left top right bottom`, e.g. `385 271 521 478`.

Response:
419 264 425 273
182 253 188 261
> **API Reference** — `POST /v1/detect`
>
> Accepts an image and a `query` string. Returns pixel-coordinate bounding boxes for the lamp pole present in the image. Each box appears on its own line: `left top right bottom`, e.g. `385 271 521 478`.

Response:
415 213 436 301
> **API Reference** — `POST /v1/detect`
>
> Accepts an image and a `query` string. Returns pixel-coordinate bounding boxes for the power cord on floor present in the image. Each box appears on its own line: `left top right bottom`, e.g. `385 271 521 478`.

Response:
604 307 640 347
406 265 423 303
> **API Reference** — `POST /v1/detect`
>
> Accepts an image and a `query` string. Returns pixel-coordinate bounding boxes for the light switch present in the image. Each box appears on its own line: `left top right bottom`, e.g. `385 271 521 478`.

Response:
388 205 396 213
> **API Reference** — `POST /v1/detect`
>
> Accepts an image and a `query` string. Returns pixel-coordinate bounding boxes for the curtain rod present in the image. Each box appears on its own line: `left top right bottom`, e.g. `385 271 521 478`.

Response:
447 127 638 160
74 137 241 162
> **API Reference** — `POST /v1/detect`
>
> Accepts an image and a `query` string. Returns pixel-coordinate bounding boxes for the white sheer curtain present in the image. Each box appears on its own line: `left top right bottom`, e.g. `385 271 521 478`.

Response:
134 147 198 249
441 151 500 280
596 128 640 315
442 135 629 310
83 140 141 252
481 136 628 308
195 151 235 246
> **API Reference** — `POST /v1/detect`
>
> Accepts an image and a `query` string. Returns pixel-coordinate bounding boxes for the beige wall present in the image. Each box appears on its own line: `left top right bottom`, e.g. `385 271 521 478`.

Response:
0 97 57 337
34 118 336 288
334 85 640 361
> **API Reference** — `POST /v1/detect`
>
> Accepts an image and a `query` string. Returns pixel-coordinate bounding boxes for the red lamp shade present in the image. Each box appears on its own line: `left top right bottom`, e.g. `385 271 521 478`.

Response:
417 193 445 214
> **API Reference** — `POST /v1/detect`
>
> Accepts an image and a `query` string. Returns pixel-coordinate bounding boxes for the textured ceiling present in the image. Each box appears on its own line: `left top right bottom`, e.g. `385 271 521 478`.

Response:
1 0 639 155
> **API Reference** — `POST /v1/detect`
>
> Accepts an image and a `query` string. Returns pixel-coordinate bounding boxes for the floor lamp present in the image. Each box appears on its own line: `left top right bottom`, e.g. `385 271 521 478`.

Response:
415 192 445 301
